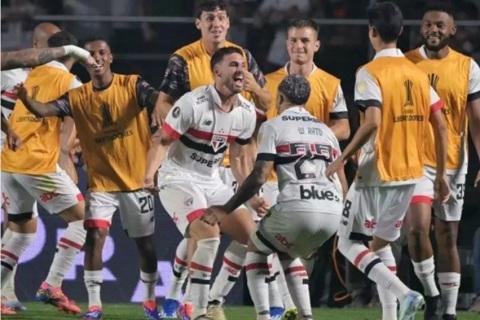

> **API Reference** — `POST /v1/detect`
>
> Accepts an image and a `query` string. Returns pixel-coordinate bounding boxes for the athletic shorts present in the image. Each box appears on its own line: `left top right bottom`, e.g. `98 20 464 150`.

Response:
1 170 82 222
411 167 465 221
219 166 263 222
338 182 415 242
84 190 155 238
159 174 246 237
263 181 279 206
251 204 340 259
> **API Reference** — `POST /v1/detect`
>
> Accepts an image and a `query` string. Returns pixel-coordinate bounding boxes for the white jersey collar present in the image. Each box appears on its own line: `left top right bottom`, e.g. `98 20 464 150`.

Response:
280 106 309 115
207 84 242 112
373 48 404 60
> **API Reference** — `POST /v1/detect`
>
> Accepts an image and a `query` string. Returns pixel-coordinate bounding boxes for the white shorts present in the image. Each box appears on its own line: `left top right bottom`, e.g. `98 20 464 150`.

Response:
219 166 263 221
411 168 465 221
159 176 246 237
338 183 415 242
84 191 155 238
1 170 82 222
251 204 340 259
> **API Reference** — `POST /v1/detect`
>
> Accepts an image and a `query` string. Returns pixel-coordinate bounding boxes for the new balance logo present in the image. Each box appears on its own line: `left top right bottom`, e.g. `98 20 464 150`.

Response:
404 79 414 107
299 185 339 201
202 119 212 126
100 103 116 128
429 73 440 91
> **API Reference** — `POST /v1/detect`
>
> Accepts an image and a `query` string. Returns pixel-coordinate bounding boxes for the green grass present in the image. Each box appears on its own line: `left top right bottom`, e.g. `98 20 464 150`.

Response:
4 303 480 320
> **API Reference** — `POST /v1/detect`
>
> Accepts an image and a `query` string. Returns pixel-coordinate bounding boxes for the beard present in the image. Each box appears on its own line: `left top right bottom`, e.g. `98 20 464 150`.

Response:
423 34 451 52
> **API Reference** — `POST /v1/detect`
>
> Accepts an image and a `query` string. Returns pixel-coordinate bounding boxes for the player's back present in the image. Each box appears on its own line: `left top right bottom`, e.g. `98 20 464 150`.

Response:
260 107 342 214
1 63 75 175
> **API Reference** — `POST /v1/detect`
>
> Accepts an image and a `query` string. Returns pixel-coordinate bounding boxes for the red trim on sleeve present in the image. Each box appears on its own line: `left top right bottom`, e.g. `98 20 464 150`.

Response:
76 193 84 202
410 195 433 205
186 209 206 223
84 219 111 229
430 100 444 113
163 123 182 140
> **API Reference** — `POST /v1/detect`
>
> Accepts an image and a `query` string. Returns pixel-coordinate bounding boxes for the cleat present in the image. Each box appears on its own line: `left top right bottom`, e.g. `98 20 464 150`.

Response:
270 306 285 320
283 308 297 320
1 297 17 315
207 300 226 320
442 315 457 320
424 295 441 320
80 306 102 319
36 281 81 314
143 300 161 320
399 291 425 320
161 298 180 318
5 300 27 312
178 303 193 320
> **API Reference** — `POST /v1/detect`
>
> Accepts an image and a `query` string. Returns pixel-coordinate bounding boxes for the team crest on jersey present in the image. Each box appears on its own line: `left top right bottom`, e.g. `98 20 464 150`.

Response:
100 103 116 128
211 134 228 152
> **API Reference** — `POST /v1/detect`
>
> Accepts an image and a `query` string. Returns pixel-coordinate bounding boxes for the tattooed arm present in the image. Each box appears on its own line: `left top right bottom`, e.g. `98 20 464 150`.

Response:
1 45 95 70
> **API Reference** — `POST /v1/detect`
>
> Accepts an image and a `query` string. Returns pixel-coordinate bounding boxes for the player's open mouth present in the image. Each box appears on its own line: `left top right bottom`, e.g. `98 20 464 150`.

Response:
233 75 243 85
427 34 441 41
93 64 104 71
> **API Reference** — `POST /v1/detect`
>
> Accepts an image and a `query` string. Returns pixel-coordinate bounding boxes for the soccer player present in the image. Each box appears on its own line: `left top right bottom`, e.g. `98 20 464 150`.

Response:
143 47 267 320
201 74 343 320
262 17 350 316
404 3 480 320
1 31 86 316
151 1 271 318
15 38 162 320
325 3 449 320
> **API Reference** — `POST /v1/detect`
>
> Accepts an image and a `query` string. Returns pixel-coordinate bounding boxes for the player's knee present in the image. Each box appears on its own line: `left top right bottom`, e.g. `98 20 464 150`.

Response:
436 221 458 248
407 224 429 242
85 228 107 248
60 201 85 223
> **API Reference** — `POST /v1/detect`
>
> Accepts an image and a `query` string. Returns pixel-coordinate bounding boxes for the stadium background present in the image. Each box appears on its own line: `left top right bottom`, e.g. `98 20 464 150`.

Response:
1 0 480 308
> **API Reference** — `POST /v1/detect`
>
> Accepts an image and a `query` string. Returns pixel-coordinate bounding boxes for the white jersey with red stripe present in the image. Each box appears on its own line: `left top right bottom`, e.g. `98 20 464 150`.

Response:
256 106 343 213
160 84 256 185
1 69 30 147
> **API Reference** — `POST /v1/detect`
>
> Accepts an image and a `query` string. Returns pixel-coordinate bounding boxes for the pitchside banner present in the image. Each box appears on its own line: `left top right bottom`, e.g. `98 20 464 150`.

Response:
1 170 245 304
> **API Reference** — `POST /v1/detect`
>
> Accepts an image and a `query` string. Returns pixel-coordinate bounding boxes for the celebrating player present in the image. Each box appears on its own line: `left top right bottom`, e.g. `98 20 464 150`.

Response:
404 3 480 320
143 47 267 320
1 31 86 316
14 38 162 320
202 74 343 320
326 2 449 320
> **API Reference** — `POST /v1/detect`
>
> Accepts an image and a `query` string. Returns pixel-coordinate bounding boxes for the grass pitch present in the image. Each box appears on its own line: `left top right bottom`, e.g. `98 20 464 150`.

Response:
3 303 480 320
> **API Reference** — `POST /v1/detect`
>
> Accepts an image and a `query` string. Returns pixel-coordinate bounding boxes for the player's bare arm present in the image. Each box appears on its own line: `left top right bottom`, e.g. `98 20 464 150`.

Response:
326 106 381 179
466 97 480 187
429 105 450 202
13 83 60 117
1 113 22 151
329 118 350 141
142 129 175 193
152 92 177 127
1 46 96 71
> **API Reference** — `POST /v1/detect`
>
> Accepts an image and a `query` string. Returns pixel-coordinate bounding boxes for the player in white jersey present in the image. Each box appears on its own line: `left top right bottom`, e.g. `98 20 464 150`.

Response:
143 47 267 320
202 74 342 320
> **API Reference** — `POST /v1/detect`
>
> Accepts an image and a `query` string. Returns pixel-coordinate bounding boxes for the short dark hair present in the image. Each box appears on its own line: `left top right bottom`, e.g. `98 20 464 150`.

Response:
278 75 311 106
195 0 228 19
83 38 111 50
210 46 243 71
288 18 319 37
48 31 78 47
367 2 403 43
424 1 454 17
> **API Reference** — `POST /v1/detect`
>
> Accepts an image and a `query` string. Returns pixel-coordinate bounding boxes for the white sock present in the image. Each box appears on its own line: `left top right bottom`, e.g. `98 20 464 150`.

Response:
1 231 35 288
272 254 295 310
84 270 103 309
438 272 460 315
338 237 410 301
190 238 220 319
209 241 246 304
246 252 270 320
141 271 159 302
1 228 17 300
412 256 439 297
281 258 312 319
46 220 86 287
375 246 398 320
167 238 188 301
268 254 286 309
184 278 192 304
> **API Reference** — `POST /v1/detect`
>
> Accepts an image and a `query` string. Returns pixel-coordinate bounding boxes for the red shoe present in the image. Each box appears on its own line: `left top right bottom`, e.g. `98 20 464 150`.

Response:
36 281 81 314
1 297 17 315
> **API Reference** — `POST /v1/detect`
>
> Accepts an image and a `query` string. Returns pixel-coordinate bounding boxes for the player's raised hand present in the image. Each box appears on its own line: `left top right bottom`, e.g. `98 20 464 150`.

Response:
201 206 228 226
326 158 344 181
434 174 450 203
13 83 28 101
142 175 159 194
249 196 270 215
243 71 261 94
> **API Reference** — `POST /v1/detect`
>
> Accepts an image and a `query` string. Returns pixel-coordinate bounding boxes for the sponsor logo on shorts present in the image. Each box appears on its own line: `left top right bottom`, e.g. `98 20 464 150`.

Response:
40 191 59 203
274 233 294 249
183 196 193 207
299 185 340 201
394 220 403 229
364 219 377 229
